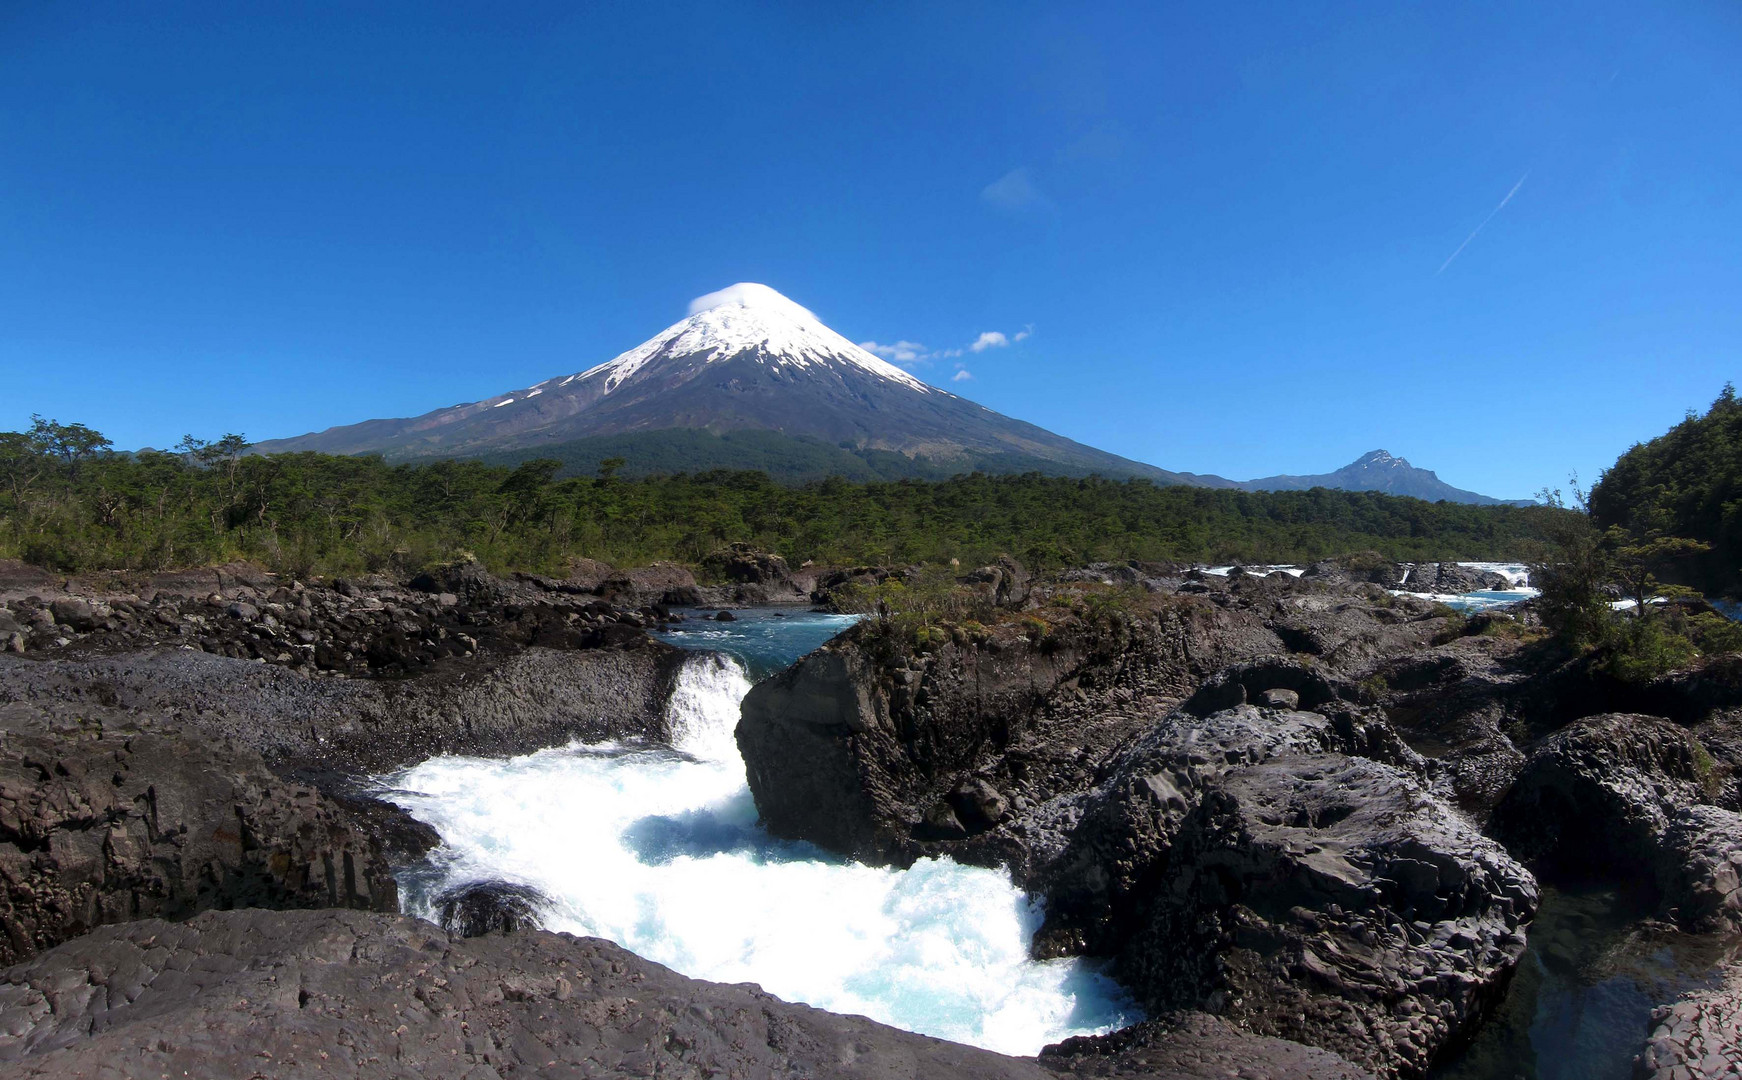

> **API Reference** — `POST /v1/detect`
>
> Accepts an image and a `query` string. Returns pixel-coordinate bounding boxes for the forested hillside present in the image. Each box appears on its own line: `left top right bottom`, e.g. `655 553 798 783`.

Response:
1 417 1566 579
1590 384 1742 596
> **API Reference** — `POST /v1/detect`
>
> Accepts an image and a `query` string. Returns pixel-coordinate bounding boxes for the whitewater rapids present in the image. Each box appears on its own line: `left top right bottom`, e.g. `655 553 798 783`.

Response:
380 646 1136 1056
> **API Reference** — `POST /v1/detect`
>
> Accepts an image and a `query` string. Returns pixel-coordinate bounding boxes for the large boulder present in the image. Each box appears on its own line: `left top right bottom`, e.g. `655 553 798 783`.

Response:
1399 563 1510 594
598 561 703 607
1491 712 1742 931
1032 704 1536 1079
963 555 1032 608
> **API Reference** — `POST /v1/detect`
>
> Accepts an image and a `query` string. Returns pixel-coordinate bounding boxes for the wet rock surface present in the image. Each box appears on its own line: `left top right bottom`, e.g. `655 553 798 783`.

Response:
1638 962 1742 1080
434 880 549 938
0 908 1373 1080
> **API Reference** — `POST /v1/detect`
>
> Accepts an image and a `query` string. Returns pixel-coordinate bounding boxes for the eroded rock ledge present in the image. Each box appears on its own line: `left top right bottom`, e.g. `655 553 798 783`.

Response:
0 908 1374 1080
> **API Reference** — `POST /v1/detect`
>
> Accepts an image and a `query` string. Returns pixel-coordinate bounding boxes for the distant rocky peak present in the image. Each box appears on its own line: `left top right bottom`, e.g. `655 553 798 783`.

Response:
1354 450 1410 469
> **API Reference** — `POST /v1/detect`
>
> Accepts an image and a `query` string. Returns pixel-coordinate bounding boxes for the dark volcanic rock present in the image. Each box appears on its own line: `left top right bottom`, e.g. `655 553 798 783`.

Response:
737 598 1289 867
1032 704 1532 1078
0 700 401 967
0 639 688 777
738 575 1450 873
1400 563 1510 595
1637 961 1742 1080
698 543 809 604
0 907 1373 1079
1491 712 1742 931
1043 1012 1375 1079
434 880 548 937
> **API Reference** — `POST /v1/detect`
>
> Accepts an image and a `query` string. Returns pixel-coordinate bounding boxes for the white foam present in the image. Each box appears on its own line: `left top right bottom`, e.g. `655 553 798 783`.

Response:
1202 565 1304 578
381 653 1135 1055
1457 562 1532 587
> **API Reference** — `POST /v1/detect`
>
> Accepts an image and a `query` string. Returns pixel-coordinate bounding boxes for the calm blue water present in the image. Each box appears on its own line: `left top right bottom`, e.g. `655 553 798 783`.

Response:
1433 887 1730 1080
652 606 860 679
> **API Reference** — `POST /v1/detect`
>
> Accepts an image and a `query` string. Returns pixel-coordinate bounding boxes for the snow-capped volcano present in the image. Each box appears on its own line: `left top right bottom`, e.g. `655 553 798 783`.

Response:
256 283 1199 482
579 283 933 396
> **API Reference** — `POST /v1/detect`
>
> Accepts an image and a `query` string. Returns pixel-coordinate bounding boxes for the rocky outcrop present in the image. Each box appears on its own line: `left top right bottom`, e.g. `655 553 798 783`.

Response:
1491 713 1742 931
1031 703 1533 1079
0 560 688 680
0 638 688 777
698 543 809 605
738 573 1457 872
738 596 1289 867
1043 1012 1375 1079
964 555 1033 608
1399 564 1510 595
0 563 695 964
1637 962 1742 1080
0 907 1374 1080
0 699 407 967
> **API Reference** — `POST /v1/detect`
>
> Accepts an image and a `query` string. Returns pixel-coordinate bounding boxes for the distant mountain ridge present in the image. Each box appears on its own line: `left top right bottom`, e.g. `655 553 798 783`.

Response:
1235 450 1522 506
255 284 1520 504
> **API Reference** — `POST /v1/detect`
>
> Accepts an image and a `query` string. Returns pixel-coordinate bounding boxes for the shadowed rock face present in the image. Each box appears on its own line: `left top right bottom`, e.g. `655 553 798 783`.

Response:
0 908 1373 1080
0 700 403 968
1491 712 1742 932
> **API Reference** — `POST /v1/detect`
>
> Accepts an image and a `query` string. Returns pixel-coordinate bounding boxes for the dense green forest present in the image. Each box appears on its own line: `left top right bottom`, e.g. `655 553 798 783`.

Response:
1589 384 1742 596
467 428 1152 484
0 417 1564 579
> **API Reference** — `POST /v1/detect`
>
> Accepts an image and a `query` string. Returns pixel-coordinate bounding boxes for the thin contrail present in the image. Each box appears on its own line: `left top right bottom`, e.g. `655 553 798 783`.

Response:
1437 171 1530 275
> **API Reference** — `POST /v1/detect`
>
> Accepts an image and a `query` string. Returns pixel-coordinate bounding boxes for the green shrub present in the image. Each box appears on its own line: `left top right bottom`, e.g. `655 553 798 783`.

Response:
1604 616 1699 683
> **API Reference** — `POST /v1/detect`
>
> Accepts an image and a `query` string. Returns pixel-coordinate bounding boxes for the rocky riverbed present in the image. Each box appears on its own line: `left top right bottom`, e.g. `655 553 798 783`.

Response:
4 554 1742 1077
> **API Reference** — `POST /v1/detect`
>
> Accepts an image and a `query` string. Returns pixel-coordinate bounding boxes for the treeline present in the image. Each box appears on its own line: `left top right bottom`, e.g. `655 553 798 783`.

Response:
1589 384 1742 596
0 416 1567 579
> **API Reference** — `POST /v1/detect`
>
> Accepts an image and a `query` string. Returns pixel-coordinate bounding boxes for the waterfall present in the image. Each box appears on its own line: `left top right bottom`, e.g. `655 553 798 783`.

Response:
378 611 1137 1055
665 652 753 762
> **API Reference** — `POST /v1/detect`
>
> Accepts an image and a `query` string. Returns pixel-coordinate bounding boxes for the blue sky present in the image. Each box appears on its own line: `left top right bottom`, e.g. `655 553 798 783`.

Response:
3 2 1738 499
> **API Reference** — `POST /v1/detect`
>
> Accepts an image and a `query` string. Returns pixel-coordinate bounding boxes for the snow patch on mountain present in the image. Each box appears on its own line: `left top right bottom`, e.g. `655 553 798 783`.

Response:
570 282 935 397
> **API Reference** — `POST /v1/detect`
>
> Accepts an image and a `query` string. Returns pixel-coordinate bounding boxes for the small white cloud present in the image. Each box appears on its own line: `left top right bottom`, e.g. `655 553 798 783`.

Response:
1013 325 1033 342
969 331 1009 353
981 167 1051 212
860 339 929 364
952 369 973 382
